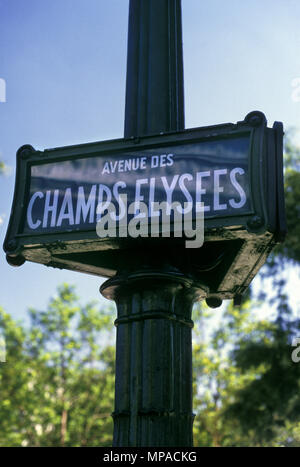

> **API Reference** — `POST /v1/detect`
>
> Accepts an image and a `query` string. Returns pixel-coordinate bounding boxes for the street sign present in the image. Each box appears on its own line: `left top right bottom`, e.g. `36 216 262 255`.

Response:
24 135 250 233
4 111 286 302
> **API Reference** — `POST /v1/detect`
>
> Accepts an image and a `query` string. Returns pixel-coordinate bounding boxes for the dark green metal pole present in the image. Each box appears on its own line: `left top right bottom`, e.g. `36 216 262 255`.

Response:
100 0 203 446
124 0 185 137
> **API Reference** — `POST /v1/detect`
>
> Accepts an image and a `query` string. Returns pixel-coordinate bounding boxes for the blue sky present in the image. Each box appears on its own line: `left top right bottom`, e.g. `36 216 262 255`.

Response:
0 0 299 321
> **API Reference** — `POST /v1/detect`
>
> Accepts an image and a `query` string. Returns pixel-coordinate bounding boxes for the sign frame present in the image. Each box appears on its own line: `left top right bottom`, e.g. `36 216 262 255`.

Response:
4 111 286 301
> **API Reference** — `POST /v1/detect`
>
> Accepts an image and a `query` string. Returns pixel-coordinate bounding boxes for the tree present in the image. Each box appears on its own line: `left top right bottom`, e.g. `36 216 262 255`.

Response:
192 296 300 446
0 308 34 446
192 134 300 446
0 284 116 447
192 298 273 446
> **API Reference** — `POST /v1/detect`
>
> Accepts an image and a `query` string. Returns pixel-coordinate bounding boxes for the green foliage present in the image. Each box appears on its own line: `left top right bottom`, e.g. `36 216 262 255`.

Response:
225 324 300 444
0 285 115 447
192 299 300 446
192 300 270 446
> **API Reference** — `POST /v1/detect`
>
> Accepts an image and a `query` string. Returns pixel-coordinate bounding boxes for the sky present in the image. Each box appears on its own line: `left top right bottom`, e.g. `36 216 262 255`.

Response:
0 0 299 323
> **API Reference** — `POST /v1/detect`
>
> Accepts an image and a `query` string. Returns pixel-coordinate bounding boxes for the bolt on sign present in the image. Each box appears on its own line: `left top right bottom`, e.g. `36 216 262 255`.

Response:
4 111 286 305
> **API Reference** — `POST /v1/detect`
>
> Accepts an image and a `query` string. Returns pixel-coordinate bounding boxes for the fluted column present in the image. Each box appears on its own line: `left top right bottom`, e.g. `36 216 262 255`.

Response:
101 270 203 446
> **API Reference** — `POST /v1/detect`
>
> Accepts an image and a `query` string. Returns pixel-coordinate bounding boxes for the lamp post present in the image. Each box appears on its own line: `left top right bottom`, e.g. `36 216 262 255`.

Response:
100 0 201 447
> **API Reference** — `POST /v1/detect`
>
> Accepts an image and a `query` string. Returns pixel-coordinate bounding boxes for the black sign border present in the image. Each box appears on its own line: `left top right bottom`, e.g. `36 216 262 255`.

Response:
5 112 270 254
